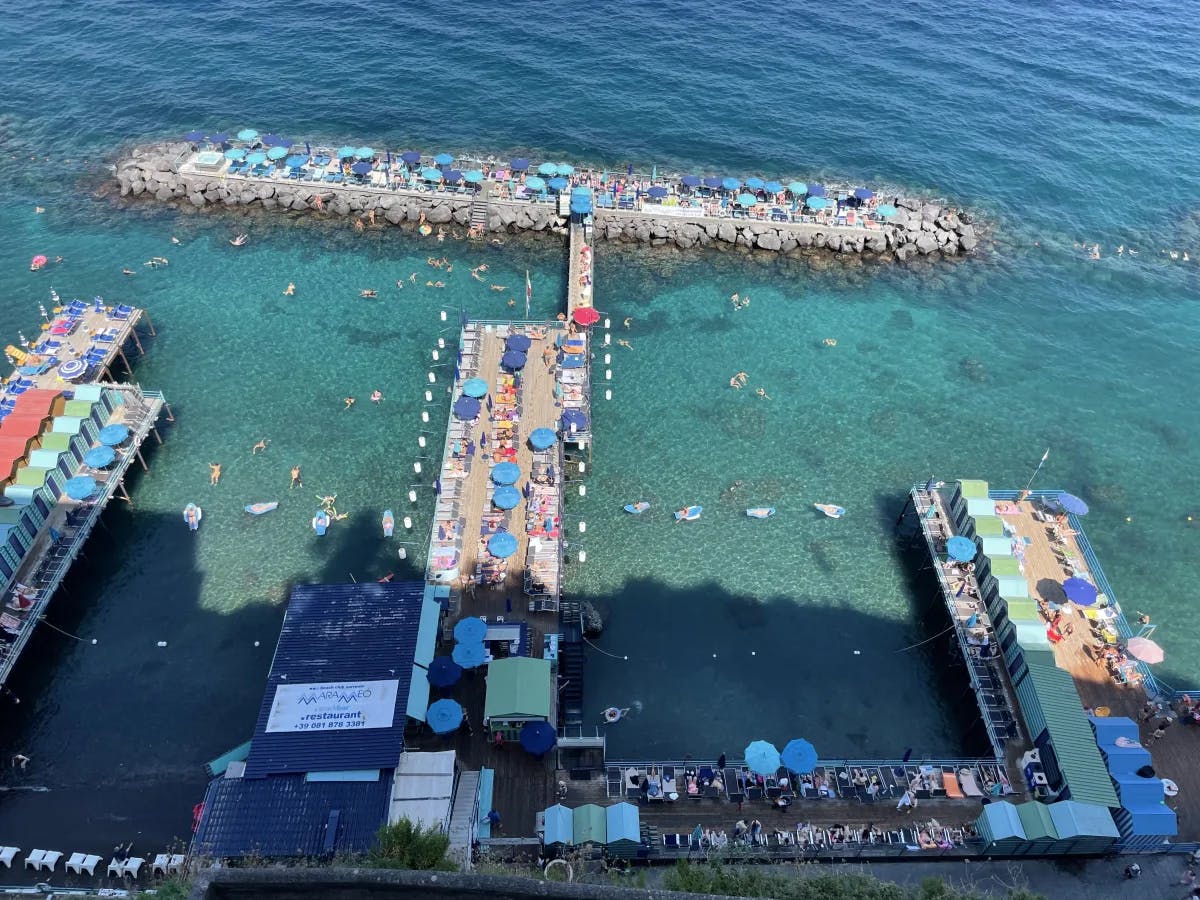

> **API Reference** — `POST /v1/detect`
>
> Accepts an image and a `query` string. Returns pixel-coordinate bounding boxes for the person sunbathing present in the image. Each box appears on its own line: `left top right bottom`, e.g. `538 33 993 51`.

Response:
360 289 377 298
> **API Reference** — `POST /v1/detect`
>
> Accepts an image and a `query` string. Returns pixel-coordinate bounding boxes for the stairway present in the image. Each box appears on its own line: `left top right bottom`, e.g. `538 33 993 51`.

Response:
558 618 584 727
469 182 491 233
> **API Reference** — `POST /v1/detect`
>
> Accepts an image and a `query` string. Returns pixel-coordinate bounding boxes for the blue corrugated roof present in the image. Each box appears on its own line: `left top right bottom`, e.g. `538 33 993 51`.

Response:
192 772 391 858
243 582 425 778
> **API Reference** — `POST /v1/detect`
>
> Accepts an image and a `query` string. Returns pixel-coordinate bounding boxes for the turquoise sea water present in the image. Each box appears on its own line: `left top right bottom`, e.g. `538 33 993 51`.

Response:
1 0 1199 848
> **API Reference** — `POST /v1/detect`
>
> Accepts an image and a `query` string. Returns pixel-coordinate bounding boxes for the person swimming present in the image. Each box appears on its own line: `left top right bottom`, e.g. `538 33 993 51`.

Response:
617 339 633 349
171 236 181 244
283 282 295 296
490 284 506 291
122 268 135 276
230 234 247 246
756 387 770 400
209 462 222 485
823 338 837 347
290 465 302 489
251 438 269 455
344 397 356 410
360 289 377 298
370 390 382 403
729 374 743 389
623 317 632 329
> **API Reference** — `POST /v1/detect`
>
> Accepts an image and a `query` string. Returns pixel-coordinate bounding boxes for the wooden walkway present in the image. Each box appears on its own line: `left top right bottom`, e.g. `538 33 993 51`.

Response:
1002 500 1200 840
11 301 148 390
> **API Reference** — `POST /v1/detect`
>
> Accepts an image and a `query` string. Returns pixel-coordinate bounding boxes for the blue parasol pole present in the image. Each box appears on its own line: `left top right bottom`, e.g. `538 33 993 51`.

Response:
1024 447 1050 491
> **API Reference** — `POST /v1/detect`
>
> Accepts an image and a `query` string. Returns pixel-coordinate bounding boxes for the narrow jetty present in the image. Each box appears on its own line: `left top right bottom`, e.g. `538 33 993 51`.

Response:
0 298 165 686
116 139 980 261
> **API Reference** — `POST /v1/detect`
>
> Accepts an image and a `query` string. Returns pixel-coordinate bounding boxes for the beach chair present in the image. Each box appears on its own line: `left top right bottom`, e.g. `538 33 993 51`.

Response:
0 847 17 869
941 768 965 798
122 857 145 878
67 852 102 875
152 853 172 876
28 849 62 871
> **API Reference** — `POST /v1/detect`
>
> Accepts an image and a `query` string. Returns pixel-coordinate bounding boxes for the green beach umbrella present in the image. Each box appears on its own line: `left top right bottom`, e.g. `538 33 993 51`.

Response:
266 145 288 160
236 129 259 142
787 181 807 195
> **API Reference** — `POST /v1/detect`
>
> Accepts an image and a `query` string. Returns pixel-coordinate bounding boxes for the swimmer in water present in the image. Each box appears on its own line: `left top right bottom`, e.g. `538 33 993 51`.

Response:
230 234 247 246
360 289 377 298
623 317 632 329
437 226 445 242
410 272 417 283
731 293 739 303
729 375 743 389
395 279 403 289
354 219 364 231
122 268 135 276
317 493 337 509
35 207 44 214
617 339 633 350
370 390 382 403
343 397 356 411
471 267 484 281
283 282 295 296
171 236 181 244
290 466 302 489
209 462 222 485
491 284 506 291
756 388 771 400
251 438 270 455
823 338 837 347
734 371 748 385
368 210 375 226
332 512 349 521
1117 245 1124 256
507 298 516 307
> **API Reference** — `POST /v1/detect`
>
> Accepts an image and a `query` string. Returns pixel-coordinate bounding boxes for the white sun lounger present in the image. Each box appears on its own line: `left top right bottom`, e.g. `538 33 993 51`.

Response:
66 852 102 875
26 849 62 871
0 846 17 869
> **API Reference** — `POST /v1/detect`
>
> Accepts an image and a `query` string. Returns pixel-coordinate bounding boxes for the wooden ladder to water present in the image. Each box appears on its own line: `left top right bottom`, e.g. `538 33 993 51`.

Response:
470 182 491 233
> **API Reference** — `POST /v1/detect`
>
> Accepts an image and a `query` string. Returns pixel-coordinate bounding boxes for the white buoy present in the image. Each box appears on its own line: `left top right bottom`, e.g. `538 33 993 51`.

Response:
570 422 577 434
432 349 439 361
437 337 445 349
605 389 612 401
578 550 586 563
254 641 261 647
91 638 98 645
408 490 417 503
604 318 611 329
604 353 611 365
579 521 586 533
403 516 413 530
440 310 447 322
399 547 408 560
157 641 168 647
418 435 426 448
604 333 611 345
578 462 586 473
578 485 586 497
413 461 422 474
421 410 429 423
424 390 433 402
853 650 861 655
605 369 611 381
427 371 436 383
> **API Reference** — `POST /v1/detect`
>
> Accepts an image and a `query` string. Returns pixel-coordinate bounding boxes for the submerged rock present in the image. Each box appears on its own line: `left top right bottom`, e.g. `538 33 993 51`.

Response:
580 600 604 636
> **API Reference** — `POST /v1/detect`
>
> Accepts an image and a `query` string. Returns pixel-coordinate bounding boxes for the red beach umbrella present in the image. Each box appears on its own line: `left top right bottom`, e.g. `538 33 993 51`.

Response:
572 306 600 326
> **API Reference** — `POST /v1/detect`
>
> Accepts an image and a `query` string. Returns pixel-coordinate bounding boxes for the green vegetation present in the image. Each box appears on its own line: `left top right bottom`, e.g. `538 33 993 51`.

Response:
137 876 192 900
367 818 457 871
662 862 1045 900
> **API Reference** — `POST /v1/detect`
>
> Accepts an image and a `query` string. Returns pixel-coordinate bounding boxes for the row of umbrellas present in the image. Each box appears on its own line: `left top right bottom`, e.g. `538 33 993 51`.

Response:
745 737 819 776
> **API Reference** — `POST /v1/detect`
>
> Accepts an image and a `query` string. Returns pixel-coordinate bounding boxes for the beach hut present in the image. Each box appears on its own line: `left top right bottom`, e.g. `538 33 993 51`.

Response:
1014 801 1059 855
541 804 573 848
484 657 553 742
1111 803 1176 852
975 801 1025 854
605 802 641 857
1087 715 1138 746
572 804 607 846
1046 800 1119 855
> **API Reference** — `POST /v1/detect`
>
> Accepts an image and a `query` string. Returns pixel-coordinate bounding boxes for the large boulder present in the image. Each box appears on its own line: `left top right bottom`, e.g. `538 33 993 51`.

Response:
261 197 277 210
897 196 921 212
756 230 781 251
130 180 145 196
915 232 938 255
452 205 471 225
921 204 941 222
717 221 737 243
290 196 308 211
581 600 604 637
813 232 827 249
825 233 843 252
385 206 405 225
426 204 453 224
187 192 205 208
959 232 979 252
255 183 275 200
895 244 912 262
865 234 888 253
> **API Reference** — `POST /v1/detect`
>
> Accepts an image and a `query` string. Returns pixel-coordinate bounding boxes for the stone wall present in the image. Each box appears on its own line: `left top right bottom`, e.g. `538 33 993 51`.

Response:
116 142 980 261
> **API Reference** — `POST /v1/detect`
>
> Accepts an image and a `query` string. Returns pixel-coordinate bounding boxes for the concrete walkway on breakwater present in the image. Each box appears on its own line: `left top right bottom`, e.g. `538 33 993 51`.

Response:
116 142 979 261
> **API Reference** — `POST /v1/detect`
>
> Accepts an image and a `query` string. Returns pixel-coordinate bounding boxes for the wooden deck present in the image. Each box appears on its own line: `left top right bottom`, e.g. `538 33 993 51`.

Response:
1001 500 1200 839
10 301 147 391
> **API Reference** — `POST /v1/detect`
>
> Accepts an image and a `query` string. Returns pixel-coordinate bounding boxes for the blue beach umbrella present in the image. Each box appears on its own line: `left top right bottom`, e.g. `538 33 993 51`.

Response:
647 186 668 199
510 157 530 171
805 197 827 210
350 161 372 175
206 132 229 144
560 409 588 433
185 130 206 142
1062 577 1098 607
245 151 267 165
764 180 784 194
461 377 488 398
505 334 532 352
491 462 520 485
400 150 422 165
737 193 757 207
260 133 283 147
224 148 246 161
529 428 557 451
266 146 288 160
520 720 557 756
236 129 259 142
285 155 308 168
721 177 741 192
445 169 465 184
854 188 875 200
1056 493 1089 516
780 738 818 774
426 656 463 688
524 176 546 191
83 445 116 468
556 163 575 176
426 698 464 734
744 740 781 776
454 616 488 643
501 349 527 370
492 485 521 509
453 396 481 419
463 169 484 183
745 176 765 190
681 174 701 187
703 176 723 189
487 531 518 558
354 147 374 159
787 181 807 195
98 424 129 446
337 146 357 159
537 162 557 176
421 167 443 181
876 204 897 217
548 177 568 191
452 640 488 669
807 183 826 197
64 475 97 501
434 152 454 166
946 536 977 562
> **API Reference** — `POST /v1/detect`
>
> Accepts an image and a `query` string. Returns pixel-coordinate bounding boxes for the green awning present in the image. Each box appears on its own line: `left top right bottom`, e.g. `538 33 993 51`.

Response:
989 556 1022 577
1006 598 1041 622
973 515 1005 537
572 804 607 844
484 657 552 721
71 384 104 404
39 432 73 452
959 479 989 499
15 466 51 487
62 400 95 418
1015 620 1050 649
1016 801 1059 840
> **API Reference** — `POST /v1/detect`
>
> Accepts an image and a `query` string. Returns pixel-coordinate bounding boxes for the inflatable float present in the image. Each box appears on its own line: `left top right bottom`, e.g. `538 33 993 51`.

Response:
603 707 630 724
244 502 278 515
746 507 776 519
382 509 395 537
814 503 845 519
312 510 330 536
674 505 702 522
623 501 650 515
183 503 202 532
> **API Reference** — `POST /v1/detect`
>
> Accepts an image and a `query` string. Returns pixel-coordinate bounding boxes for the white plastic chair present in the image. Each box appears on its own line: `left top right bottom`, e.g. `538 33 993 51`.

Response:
39 850 62 872
168 854 186 874
123 857 145 878
152 853 171 876
0 847 18 869
67 852 101 876
25 849 47 871
107 857 124 878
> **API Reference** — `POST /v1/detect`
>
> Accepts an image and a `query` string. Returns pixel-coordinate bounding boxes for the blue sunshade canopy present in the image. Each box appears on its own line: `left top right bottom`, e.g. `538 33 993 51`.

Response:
556 164 575 176
434 152 454 166
737 193 757 207
224 148 246 160
421 167 443 181
64 475 97 501
806 197 827 210
537 162 557 175
702 176 723 188
350 161 372 175
744 739 781 776
492 485 521 509
745 177 765 190
98 424 129 445
491 462 520 485
354 147 374 159
266 146 288 160
461 377 488 398
260 133 285 147
529 427 557 450
510 158 530 171
185 130 206 142
807 183 826 197
1057 493 1089 516
505 334 532 352
400 150 422 164
337 146 357 159
451 640 487 668
876 204 897 217
236 129 259 142
787 181 807 194
426 656 462 688
520 720 557 755
854 188 874 200
463 169 484 183
781 738 818 774
548 177 568 190
83 445 116 468
681 175 701 187
487 531 518 558
285 155 308 168
439 169 459 183
426 698 464 734
453 616 488 643
245 151 267 165
647 186 668 198
721 177 741 191
1062 577 1098 606
946 536 977 562
524 176 546 191
207 132 229 143
501 349 527 370
764 181 784 193
453 396 481 420
560 409 588 432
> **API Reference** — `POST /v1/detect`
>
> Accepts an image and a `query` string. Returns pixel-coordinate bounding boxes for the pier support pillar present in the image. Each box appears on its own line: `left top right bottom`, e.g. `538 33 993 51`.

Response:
130 328 145 356
135 448 149 472
151 425 163 445
117 347 133 374
895 493 914 525
163 402 176 423
118 481 132 503
145 313 157 336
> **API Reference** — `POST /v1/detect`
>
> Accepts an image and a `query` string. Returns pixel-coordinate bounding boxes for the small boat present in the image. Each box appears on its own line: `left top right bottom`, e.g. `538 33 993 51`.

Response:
244 502 278 516
382 509 395 537
623 501 650 515
183 503 202 532
674 505 702 522
814 503 845 519
312 510 330 536
746 507 776 519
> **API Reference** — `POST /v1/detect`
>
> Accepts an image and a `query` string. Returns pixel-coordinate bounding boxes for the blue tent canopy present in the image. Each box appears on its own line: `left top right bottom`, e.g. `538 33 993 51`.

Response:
349 161 371 175
1057 492 1089 515
451 640 487 669
548 177 568 191
452 396 481 420
946 535 977 562
505 334 532 352
520 720 557 755
681 174 701 187
510 158 530 171
529 428 557 450
186 130 206 142
744 740 781 776
443 169 463 183
266 145 288 160
487 531 518 558
764 180 784 193
721 177 741 191
98 424 129 445
501 349 527 370
400 150 422 164
561 409 588 432
647 186 668 198
207 132 229 143
543 804 573 846
781 738 818 774
425 698 463 735
806 197 827 210
453 616 487 643
463 169 484 183
224 148 246 160
426 655 462 688
854 188 874 200
337 146 357 159
1062 577 1098 606
524 176 546 191
492 486 521 509
745 176 765 190
64 475 97 501
421 167 443 181
434 152 454 166
461 377 488 398
83 445 116 468
492 462 520 485
236 129 259 142
807 183 826 197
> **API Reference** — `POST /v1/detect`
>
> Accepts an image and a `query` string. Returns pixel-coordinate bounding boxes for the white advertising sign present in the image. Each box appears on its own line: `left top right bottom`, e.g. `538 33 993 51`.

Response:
266 680 398 733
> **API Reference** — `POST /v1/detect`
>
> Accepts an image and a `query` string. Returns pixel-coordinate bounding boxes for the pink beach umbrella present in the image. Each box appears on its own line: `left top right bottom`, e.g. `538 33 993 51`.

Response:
1126 637 1164 665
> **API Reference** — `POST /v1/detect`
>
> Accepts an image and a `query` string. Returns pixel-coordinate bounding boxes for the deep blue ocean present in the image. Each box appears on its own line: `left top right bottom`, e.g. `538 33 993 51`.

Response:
0 0 1198 853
